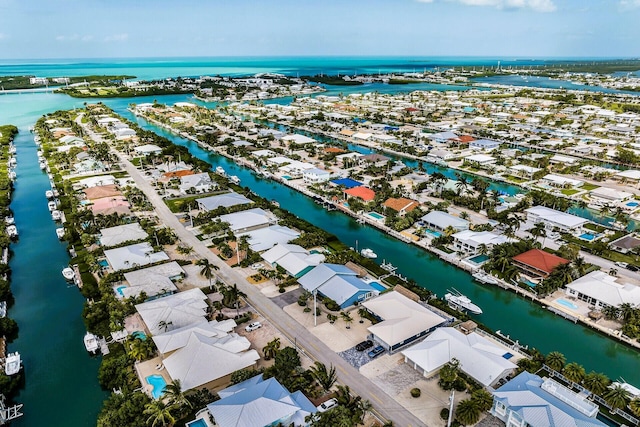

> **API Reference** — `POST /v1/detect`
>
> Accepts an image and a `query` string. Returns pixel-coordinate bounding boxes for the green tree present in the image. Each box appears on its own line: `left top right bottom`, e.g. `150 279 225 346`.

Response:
563 362 586 384
438 358 460 390
471 389 493 412
307 405 353 427
127 337 153 362
262 337 281 361
604 383 630 410
163 379 192 414
545 351 566 372
583 371 610 395
97 391 151 427
197 258 219 291
629 398 640 417
143 400 176 427
310 361 337 392
455 398 481 425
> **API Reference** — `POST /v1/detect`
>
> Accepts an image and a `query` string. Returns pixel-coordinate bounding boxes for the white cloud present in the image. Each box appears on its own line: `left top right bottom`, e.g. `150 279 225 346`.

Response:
104 33 128 42
56 34 94 42
417 0 556 12
620 0 640 8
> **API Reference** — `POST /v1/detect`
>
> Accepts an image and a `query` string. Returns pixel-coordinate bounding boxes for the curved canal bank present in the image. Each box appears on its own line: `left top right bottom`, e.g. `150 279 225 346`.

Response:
8 124 107 426
111 103 640 387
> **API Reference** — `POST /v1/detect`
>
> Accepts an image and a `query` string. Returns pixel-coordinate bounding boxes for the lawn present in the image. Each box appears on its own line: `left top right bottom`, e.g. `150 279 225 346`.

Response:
581 183 600 191
561 188 580 196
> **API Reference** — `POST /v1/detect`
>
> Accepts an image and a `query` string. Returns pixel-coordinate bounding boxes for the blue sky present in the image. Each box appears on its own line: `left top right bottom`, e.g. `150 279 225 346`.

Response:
0 0 638 59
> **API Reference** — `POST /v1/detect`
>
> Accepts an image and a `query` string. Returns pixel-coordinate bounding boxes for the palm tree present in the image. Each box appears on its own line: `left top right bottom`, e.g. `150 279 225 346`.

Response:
158 320 173 333
143 400 176 427
563 362 586 384
573 257 587 276
340 311 353 329
529 222 547 246
310 361 337 392
604 383 630 410
553 262 575 285
618 302 637 324
478 244 489 256
226 284 247 317
545 351 566 372
455 398 481 425
128 337 152 362
262 337 281 361
237 234 251 263
629 398 640 417
471 389 493 412
197 258 219 291
583 371 610 395
176 245 194 259
163 379 192 412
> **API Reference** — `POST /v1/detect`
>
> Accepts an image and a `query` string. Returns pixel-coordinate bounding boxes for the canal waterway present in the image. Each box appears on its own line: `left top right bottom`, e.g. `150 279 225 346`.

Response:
7 112 108 426
111 102 640 387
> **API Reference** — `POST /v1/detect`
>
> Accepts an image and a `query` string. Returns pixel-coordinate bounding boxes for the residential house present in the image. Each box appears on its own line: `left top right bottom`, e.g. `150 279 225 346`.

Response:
302 168 332 184
344 187 376 202
470 139 500 151
103 242 170 271
512 249 569 278
261 243 325 277
452 230 511 255
135 288 209 336
565 270 640 310
179 172 215 194
196 192 253 211
525 206 589 234
99 223 149 247
298 263 379 309
120 261 185 300
218 208 277 234
420 211 469 233
383 198 420 216
133 144 162 156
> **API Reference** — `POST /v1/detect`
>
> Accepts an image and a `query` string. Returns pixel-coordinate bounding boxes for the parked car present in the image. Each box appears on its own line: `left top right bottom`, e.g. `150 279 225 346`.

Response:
615 261 629 268
355 340 374 351
316 398 338 413
627 264 639 272
368 345 385 359
244 322 262 332
251 263 263 270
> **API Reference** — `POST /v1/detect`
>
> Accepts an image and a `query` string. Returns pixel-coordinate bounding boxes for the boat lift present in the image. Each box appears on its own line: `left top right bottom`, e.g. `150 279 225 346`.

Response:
0 394 22 424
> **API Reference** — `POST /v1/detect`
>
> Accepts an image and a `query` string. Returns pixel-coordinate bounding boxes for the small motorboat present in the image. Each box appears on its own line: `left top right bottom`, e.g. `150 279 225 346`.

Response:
361 248 378 259
84 332 99 354
52 210 62 221
39 160 47 170
56 227 65 240
5 225 18 239
48 201 57 211
445 288 483 315
45 190 54 199
229 175 241 184
472 271 499 286
4 352 21 375
62 267 75 281
216 166 226 176
4 216 14 225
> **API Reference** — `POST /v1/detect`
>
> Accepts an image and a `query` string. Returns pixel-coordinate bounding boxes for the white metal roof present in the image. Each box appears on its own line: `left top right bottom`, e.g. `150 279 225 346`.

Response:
152 319 236 354
567 270 640 307
99 223 149 247
525 206 588 228
135 288 208 335
103 242 170 271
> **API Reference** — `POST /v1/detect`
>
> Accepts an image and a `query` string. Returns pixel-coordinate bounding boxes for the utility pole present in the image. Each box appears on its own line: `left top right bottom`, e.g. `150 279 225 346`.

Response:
447 390 455 427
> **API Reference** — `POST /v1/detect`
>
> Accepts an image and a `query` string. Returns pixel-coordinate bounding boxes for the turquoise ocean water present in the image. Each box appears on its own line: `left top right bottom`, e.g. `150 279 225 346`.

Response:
0 57 639 426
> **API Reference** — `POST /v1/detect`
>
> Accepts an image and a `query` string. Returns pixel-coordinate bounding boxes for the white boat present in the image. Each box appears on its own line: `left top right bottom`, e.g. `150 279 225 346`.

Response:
56 227 65 240
4 216 14 225
53 189 59 197
229 175 241 184
445 288 483 315
216 166 226 176
5 225 18 239
361 248 378 259
8 170 16 181
45 190 54 199
472 271 499 286
4 352 21 375
47 201 57 211
62 267 75 281
51 210 62 221
39 160 47 170
84 332 99 354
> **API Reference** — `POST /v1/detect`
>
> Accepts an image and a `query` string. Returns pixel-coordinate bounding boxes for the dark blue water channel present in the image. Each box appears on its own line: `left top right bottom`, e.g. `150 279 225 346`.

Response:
109 102 640 386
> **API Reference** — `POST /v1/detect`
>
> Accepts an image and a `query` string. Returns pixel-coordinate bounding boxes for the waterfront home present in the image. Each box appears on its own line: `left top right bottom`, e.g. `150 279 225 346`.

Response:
90 196 131 216
452 230 511 255
524 206 589 234
152 319 237 354
609 234 640 254
509 165 541 179
402 327 517 387
469 139 500 151
302 168 331 184
615 169 640 183
77 175 116 188
206 374 317 427
419 211 469 233
427 131 460 145
565 270 640 310
383 197 420 216
83 184 122 201
298 263 379 309
427 149 456 162
343 186 376 202
133 144 162 156
103 242 170 271
512 249 569 279
329 177 363 189
282 134 316 145
120 261 184 300
360 153 391 167
491 372 606 427
99 223 149 247
261 243 325 278
541 174 583 188
549 154 580 165
362 291 446 352
179 172 215 194
135 288 209 336
238 225 301 252
196 192 253 211
218 208 277 234
589 186 633 204
464 154 497 167
162 331 259 392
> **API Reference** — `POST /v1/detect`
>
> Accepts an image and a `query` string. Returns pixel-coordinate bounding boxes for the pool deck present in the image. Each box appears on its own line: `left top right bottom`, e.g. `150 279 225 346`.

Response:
136 356 172 399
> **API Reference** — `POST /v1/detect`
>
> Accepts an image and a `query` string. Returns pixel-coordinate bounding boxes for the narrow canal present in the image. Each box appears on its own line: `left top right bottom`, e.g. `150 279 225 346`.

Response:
111 102 640 387
9 124 107 426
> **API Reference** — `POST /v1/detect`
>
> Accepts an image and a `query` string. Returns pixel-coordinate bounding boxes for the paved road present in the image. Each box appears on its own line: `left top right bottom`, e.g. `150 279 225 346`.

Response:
82 122 424 427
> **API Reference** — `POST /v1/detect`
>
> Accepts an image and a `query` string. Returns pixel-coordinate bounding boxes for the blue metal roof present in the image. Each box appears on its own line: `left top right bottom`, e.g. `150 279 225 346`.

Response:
330 178 363 189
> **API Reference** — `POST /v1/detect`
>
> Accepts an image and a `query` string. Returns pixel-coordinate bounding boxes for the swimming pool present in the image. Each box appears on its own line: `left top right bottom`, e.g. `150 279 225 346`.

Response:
423 229 441 238
521 279 537 288
186 419 208 427
366 212 386 222
468 254 489 264
282 175 292 180
627 202 639 207
132 331 147 341
556 298 578 310
368 281 386 291
116 285 127 296
99 259 109 268
579 233 596 241
146 374 167 399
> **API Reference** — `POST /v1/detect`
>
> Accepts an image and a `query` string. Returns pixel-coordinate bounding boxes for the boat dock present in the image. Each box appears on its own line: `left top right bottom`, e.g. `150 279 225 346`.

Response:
547 306 578 323
98 337 109 355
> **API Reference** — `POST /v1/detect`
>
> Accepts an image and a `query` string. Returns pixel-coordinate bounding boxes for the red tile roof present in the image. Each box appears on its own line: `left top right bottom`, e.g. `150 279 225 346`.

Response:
457 135 476 143
383 197 420 213
163 170 195 178
344 187 376 202
513 249 569 274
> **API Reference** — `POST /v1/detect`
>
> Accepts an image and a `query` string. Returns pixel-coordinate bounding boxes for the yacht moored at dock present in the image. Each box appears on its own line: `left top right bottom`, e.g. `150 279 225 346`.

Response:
361 248 378 259
472 271 499 286
56 227 65 240
5 225 18 240
62 267 75 282
84 332 99 354
4 352 21 376
445 288 483 314
215 166 226 176
229 175 241 184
